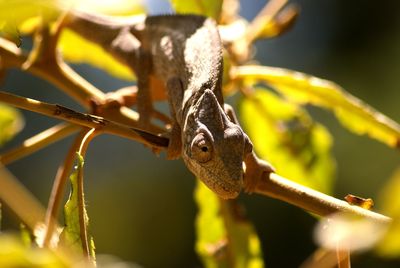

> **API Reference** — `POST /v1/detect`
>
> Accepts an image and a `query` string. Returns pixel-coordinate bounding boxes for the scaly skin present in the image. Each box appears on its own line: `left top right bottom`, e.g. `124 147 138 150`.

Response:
67 12 274 199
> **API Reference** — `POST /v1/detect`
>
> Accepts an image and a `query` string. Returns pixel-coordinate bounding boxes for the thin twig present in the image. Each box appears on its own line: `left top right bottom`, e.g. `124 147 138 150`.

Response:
0 91 169 148
336 244 351 268
246 0 288 42
300 249 337 268
0 123 79 165
256 173 391 224
0 37 151 131
0 37 104 108
76 128 97 258
0 165 48 230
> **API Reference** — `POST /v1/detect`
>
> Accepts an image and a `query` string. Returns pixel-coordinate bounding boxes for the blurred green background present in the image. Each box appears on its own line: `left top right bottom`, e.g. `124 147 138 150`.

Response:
1 0 400 267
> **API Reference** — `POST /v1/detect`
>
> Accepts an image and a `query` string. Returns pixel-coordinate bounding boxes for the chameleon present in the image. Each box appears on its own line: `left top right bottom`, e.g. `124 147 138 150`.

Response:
65 11 274 199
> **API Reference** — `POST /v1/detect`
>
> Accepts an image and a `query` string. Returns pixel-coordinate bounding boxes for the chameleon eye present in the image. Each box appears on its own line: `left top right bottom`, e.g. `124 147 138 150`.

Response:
191 133 213 163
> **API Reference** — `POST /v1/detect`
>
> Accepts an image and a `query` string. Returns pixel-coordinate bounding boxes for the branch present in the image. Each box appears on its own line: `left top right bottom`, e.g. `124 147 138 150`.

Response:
1 96 390 226
0 91 168 149
0 37 104 108
0 13 391 228
256 173 391 224
0 37 162 132
2 91 388 223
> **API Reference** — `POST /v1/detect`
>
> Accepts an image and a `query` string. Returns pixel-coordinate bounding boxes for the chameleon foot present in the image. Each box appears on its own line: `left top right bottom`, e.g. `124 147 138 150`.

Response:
166 122 182 160
243 152 275 193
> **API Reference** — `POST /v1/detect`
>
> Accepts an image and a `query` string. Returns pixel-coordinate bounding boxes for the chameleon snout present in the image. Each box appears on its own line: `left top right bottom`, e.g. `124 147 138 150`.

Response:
202 160 244 199
183 154 243 199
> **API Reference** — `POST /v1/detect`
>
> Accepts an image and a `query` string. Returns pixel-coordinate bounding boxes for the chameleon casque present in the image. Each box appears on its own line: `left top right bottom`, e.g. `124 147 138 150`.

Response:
66 11 274 199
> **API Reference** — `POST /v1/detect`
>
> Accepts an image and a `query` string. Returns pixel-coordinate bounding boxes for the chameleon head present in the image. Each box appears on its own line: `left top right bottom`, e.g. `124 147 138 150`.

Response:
182 89 253 199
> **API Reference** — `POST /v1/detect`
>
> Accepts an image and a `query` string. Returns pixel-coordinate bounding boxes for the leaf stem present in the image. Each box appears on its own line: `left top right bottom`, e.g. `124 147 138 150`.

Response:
76 128 98 258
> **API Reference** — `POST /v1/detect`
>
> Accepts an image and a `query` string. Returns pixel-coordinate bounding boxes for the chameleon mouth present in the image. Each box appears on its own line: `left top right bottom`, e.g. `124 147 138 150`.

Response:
206 172 243 199
214 182 241 199
184 156 242 199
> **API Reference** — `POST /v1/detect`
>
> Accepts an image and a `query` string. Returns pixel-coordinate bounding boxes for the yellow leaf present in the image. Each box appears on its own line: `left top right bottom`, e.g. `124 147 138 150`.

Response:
170 0 223 21
58 2 145 80
0 104 24 146
195 180 264 267
233 65 400 149
59 29 135 80
0 234 69 267
239 88 335 193
0 0 60 46
0 0 144 79
0 0 60 26
375 168 400 257
195 180 228 267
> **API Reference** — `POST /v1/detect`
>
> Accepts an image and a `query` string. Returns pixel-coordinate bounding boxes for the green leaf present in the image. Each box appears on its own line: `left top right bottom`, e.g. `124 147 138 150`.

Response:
234 65 400 149
195 180 264 268
0 104 24 147
375 168 400 257
170 0 223 20
239 88 335 193
60 153 95 259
